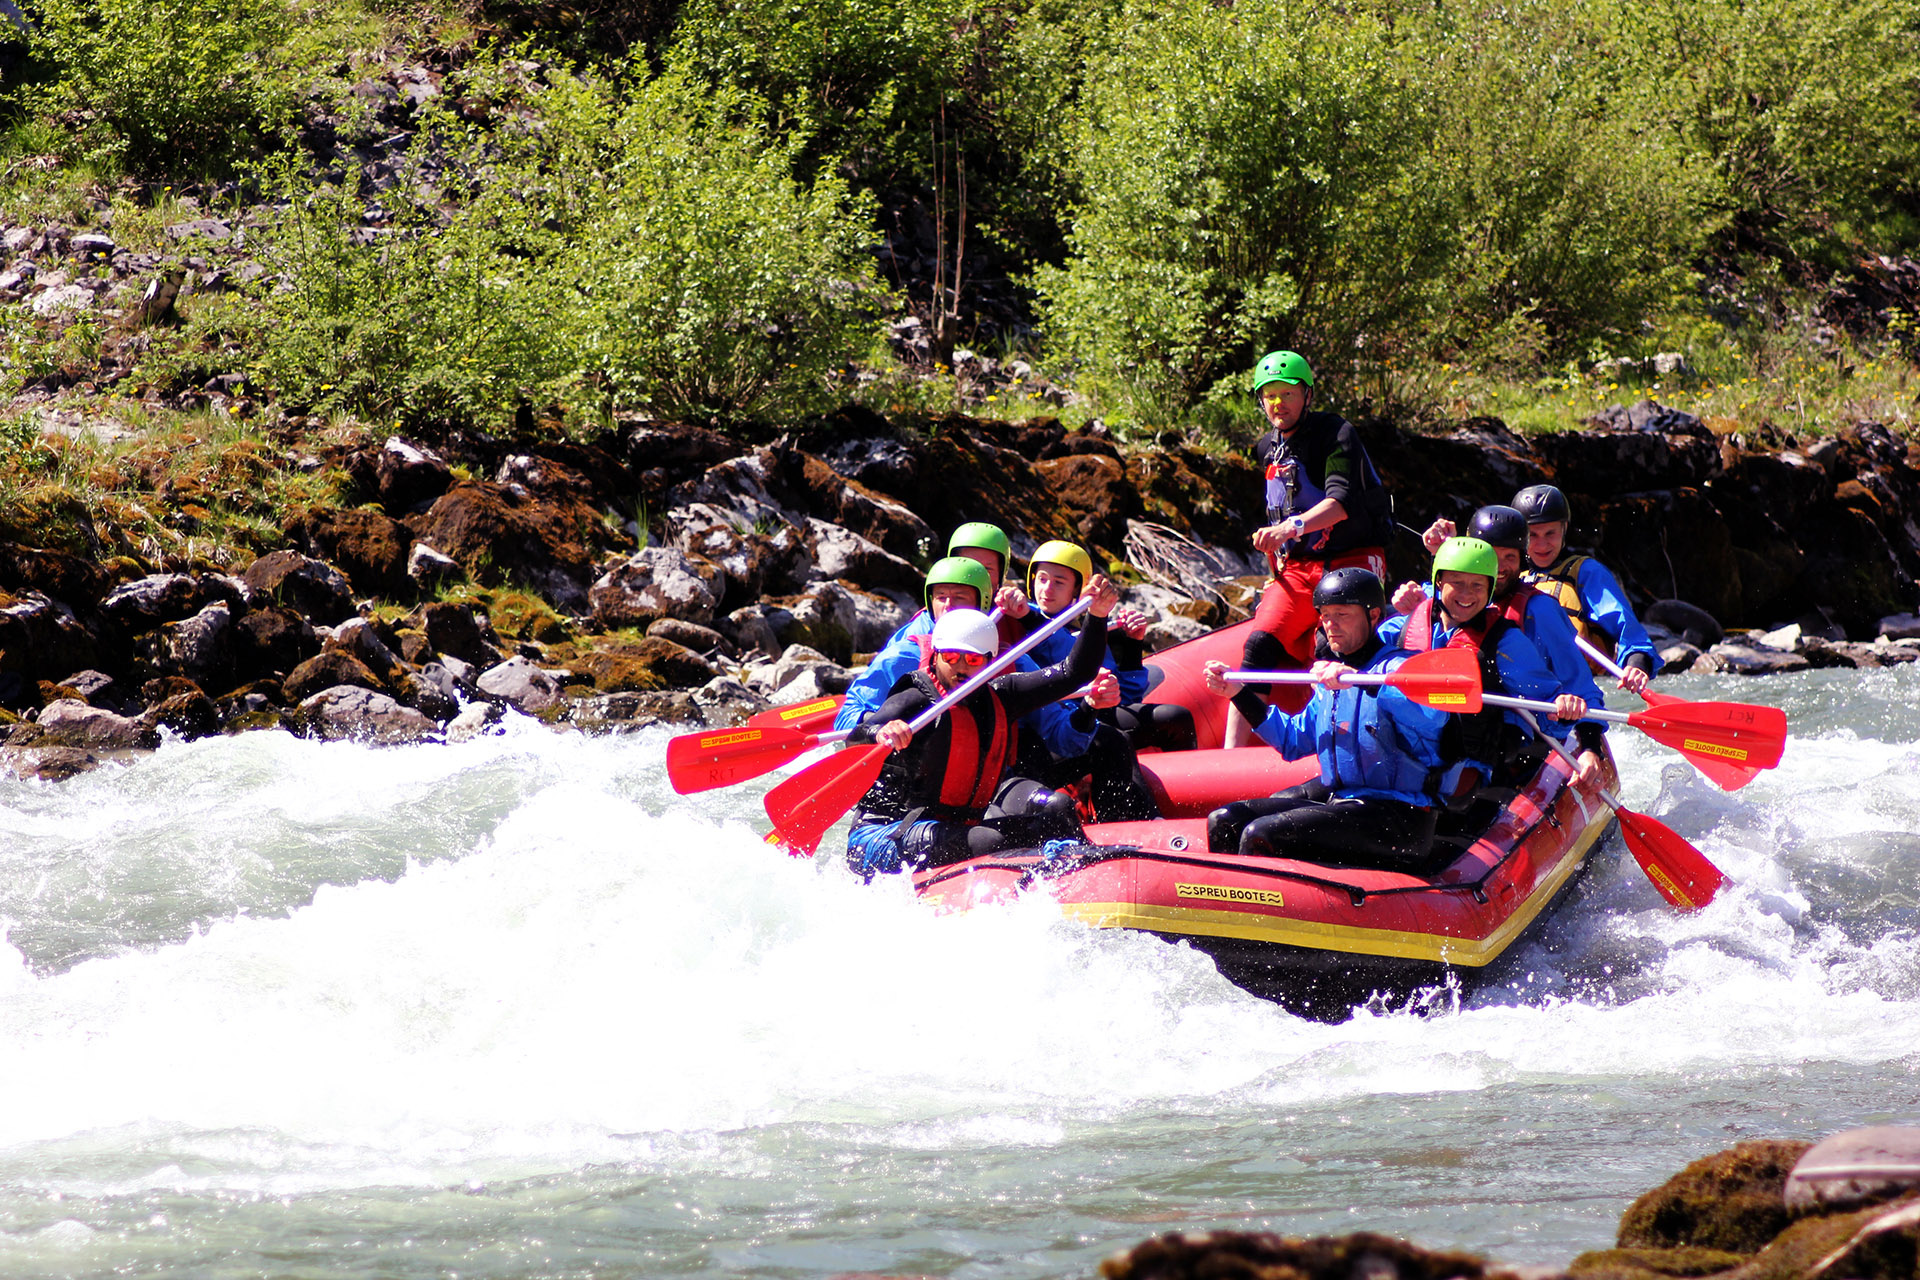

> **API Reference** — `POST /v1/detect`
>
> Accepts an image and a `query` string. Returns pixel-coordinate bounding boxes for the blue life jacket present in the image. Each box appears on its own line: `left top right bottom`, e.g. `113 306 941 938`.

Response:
1253 647 1445 807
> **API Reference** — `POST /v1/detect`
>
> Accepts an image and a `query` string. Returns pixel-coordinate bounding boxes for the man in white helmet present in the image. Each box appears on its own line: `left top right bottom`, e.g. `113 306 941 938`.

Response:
844 573 1122 878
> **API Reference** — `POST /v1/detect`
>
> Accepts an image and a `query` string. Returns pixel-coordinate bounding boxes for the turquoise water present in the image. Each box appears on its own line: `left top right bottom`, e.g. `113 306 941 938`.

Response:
0 666 1915 1277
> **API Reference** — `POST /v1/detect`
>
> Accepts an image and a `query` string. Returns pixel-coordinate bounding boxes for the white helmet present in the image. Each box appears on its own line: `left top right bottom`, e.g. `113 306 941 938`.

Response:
929 608 1000 657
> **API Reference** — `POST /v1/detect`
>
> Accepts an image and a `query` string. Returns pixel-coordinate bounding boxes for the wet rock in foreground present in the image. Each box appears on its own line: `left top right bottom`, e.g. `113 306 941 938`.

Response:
1101 1229 1509 1280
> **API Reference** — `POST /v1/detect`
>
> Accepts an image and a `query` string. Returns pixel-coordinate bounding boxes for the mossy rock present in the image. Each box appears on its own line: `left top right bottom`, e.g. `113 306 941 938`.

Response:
1618 1141 1814 1255
223 710 286 733
465 588 572 644
1169 598 1224 627
784 619 853 666
559 638 711 692
1727 1197 1919 1280
1568 1245 1749 1280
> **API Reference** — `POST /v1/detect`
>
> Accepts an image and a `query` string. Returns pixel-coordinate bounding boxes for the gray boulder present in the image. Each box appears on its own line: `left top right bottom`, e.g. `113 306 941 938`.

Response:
0 592 104 685
1643 598 1723 649
1 745 102 781
804 518 920 591
376 436 453 512
765 643 845 694
589 547 727 629
444 701 502 743
1879 613 1920 641
1657 641 1704 674
27 700 159 750
671 501 813 602
101 573 246 629
1785 1126 1920 1214
243 551 356 625
723 603 792 660
325 617 404 683
295 685 439 743
407 541 462 585
647 617 734 657
154 601 235 688
1144 614 1210 652
1694 640 1811 676
691 676 768 727
476 655 565 714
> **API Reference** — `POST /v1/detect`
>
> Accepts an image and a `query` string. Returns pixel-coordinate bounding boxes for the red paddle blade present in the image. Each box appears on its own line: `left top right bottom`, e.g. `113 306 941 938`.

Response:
666 724 817 794
1626 700 1787 789
1615 806 1727 910
764 743 891 857
747 695 844 734
1638 688 1683 707
1390 646 1483 713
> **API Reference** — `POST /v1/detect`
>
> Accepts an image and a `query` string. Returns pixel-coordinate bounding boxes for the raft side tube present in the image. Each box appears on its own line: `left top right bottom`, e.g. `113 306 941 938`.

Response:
1135 748 1318 818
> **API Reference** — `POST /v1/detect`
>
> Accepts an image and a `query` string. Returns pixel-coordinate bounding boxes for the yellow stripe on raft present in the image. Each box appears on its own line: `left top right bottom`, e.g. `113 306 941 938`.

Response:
1056 805 1613 967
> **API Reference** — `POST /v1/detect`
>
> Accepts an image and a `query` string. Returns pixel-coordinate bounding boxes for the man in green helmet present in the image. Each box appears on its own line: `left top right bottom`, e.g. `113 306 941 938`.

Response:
1229 350 1396 745
834 531 1098 776
946 520 1031 650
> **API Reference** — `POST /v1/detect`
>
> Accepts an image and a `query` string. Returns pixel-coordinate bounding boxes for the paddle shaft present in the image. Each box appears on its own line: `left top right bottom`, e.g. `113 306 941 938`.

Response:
1224 669 1395 688
1575 633 1628 679
1480 691 1631 725
1513 708 1621 808
756 605 1015 746
1514 707 1727 909
762 596 1097 853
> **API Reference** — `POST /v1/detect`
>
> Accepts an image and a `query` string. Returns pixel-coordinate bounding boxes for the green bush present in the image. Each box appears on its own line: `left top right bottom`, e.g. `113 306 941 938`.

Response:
230 62 880 429
1405 0 1721 364
1622 0 1920 268
220 138 576 432
1031 0 1450 418
26 0 294 173
528 67 886 420
666 0 975 185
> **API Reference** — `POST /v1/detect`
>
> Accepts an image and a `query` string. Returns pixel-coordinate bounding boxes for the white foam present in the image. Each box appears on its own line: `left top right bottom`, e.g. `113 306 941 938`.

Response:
0 685 1913 1195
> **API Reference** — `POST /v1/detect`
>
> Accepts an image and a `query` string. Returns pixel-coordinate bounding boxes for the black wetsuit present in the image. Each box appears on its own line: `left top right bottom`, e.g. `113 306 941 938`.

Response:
844 614 1112 875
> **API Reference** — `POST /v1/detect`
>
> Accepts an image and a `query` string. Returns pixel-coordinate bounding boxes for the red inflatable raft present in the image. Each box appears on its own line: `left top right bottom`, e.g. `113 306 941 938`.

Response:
910 619 1619 1019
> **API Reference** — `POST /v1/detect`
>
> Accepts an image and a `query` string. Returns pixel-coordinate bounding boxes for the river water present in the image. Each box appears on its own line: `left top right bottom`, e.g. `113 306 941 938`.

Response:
1 666 1916 1278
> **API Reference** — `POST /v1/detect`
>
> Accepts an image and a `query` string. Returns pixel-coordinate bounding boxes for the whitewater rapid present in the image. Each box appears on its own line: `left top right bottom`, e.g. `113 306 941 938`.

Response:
0 665 1915 1275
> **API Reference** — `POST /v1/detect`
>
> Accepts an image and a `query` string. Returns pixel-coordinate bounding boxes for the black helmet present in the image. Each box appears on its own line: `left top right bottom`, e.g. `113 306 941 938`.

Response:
1312 567 1386 612
1512 484 1571 525
1467 504 1527 550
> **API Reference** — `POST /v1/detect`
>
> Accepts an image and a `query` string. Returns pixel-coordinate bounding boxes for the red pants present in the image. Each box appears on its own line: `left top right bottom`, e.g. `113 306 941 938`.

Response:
1245 548 1387 713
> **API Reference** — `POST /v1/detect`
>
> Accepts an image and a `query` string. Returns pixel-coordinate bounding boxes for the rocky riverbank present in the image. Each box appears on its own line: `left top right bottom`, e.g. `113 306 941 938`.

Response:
1102 1127 1920 1280
4 402 1920 779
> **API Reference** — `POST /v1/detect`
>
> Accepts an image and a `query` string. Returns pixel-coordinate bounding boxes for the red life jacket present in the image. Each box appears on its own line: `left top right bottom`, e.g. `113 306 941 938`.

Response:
1495 582 1544 629
1403 596 1512 765
909 640 1019 811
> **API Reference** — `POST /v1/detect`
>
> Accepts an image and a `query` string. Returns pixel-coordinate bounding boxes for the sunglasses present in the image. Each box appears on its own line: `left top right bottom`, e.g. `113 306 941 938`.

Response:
936 649 990 668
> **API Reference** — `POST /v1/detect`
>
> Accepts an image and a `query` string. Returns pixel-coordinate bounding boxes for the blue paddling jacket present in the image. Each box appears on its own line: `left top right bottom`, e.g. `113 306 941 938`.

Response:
1012 606 1150 703
1523 553 1659 675
1234 640 1448 807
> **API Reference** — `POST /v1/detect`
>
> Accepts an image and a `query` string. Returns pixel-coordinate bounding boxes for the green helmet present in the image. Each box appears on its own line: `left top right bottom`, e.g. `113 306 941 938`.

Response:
1251 350 1315 393
924 556 992 611
947 522 1011 579
948 522 1011 560
1431 536 1498 586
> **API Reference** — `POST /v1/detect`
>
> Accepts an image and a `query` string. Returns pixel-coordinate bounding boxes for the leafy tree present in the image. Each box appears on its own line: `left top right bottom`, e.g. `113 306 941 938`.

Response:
1032 0 1450 417
236 63 882 428
1624 0 1920 269
1406 0 1720 362
27 0 292 172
